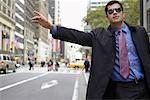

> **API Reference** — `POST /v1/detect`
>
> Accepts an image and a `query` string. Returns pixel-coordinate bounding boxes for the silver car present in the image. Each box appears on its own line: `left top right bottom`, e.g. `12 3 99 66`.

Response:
0 54 16 73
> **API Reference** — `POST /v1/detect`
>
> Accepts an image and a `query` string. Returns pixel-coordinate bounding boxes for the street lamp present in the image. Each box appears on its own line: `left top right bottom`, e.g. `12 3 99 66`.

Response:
140 0 143 26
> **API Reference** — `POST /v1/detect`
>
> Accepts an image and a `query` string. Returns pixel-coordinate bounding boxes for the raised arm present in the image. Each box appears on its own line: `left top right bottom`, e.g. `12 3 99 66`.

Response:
32 11 93 47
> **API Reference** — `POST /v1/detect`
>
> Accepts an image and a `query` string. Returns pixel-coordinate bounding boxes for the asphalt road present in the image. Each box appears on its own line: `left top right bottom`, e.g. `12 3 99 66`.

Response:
0 68 87 100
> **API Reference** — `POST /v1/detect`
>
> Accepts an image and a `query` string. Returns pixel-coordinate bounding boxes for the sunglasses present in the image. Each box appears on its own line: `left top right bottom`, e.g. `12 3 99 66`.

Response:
107 8 122 15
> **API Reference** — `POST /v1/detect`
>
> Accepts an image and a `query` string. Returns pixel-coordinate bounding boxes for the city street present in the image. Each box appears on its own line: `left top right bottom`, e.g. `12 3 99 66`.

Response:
0 0 150 100
0 65 89 100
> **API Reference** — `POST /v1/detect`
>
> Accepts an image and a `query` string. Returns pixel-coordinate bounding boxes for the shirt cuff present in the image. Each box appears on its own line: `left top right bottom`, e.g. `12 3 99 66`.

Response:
50 25 57 35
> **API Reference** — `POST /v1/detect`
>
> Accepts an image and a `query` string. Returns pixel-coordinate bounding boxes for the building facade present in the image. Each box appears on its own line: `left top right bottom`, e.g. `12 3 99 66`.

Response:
24 0 38 63
48 0 63 61
88 0 109 10
0 0 16 53
34 0 49 63
0 0 55 64
15 0 25 63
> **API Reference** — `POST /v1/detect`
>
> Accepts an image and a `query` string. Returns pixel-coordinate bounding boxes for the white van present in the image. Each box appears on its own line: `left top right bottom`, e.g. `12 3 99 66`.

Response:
0 54 16 73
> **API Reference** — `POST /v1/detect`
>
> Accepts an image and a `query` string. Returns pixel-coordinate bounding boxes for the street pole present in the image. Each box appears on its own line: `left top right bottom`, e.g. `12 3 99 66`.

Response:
140 0 143 26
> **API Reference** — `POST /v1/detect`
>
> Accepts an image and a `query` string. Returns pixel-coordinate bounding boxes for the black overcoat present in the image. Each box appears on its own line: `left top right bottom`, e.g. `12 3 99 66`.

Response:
52 24 150 100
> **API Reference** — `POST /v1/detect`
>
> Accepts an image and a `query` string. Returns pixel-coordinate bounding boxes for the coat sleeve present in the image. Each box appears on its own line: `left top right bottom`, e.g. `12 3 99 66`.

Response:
52 26 94 47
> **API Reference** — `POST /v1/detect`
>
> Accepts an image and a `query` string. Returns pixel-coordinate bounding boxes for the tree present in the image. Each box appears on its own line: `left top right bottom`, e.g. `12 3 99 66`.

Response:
123 0 140 25
83 7 108 29
83 0 140 29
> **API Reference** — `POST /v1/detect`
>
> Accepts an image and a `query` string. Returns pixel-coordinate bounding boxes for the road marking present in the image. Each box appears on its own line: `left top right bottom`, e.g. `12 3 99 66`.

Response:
72 79 79 100
83 73 89 85
0 72 49 92
41 80 58 90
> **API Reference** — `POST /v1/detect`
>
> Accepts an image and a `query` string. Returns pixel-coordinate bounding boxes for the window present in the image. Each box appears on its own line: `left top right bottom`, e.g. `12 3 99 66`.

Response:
15 26 24 35
3 0 6 4
2 6 6 14
0 3 1 11
8 0 11 7
8 10 11 17
12 13 14 19
15 35 24 43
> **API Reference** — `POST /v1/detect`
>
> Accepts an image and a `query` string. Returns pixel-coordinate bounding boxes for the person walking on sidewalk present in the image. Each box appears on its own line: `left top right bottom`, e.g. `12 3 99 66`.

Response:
47 59 53 71
55 61 59 71
84 58 90 73
32 0 150 99
28 56 34 70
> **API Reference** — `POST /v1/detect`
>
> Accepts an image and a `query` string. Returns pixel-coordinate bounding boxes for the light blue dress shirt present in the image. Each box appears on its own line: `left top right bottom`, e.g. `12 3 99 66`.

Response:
111 23 144 81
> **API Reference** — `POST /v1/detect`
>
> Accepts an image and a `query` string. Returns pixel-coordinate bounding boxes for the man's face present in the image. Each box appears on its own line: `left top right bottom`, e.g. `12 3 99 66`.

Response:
106 3 124 24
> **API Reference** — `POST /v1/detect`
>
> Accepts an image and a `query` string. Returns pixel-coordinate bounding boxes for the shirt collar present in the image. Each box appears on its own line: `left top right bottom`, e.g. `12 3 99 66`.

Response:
111 23 128 36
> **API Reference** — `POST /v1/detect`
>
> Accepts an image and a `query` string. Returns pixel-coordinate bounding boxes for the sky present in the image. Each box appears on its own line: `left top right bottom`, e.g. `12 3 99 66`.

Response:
59 0 89 31
59 0 114 31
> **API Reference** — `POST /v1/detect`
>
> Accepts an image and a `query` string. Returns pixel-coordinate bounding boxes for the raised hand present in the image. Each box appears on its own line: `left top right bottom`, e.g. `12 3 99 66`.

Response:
32 11 52 29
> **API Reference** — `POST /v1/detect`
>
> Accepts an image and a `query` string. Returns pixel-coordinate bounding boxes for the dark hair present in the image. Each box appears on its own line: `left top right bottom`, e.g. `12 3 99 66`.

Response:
105 0 123 15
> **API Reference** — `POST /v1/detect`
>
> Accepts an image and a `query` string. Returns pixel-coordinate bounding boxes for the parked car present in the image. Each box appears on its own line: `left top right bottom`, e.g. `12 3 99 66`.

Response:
0 54 16 73
69 60 85 69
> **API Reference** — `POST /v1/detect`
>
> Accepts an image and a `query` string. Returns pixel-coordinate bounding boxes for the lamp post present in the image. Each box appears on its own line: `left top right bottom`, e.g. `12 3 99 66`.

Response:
140 0 143 26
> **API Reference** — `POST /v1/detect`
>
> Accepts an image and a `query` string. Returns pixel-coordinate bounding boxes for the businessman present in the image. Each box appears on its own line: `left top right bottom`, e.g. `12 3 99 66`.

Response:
32 0 150 99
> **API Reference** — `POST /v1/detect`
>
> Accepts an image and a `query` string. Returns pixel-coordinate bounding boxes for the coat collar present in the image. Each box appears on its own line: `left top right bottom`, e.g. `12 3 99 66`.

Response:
106 22 136 37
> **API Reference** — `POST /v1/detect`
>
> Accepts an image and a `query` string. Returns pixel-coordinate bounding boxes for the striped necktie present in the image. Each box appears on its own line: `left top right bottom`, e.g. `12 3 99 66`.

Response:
119 30 130 78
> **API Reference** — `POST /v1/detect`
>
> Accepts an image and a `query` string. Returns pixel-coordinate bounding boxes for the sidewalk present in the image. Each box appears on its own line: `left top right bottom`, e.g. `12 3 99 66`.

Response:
16 64 84 73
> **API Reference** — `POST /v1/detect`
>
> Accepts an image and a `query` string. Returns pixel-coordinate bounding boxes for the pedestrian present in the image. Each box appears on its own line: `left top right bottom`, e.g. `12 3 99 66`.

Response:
47 59 53 71
55 61 59 71
84 58 90 73
41 61 45 67
28 56 34 70
32 0 150 99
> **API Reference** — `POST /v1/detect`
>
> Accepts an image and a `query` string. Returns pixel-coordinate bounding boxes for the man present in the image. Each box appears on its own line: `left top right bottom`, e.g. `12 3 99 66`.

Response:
84 58 90 73
32 0 150 99
28 56 34 70
47 59 53 71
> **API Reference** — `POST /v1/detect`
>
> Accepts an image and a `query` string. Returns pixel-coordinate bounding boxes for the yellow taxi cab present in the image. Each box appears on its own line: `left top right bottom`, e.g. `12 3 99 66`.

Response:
69 60 85 69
